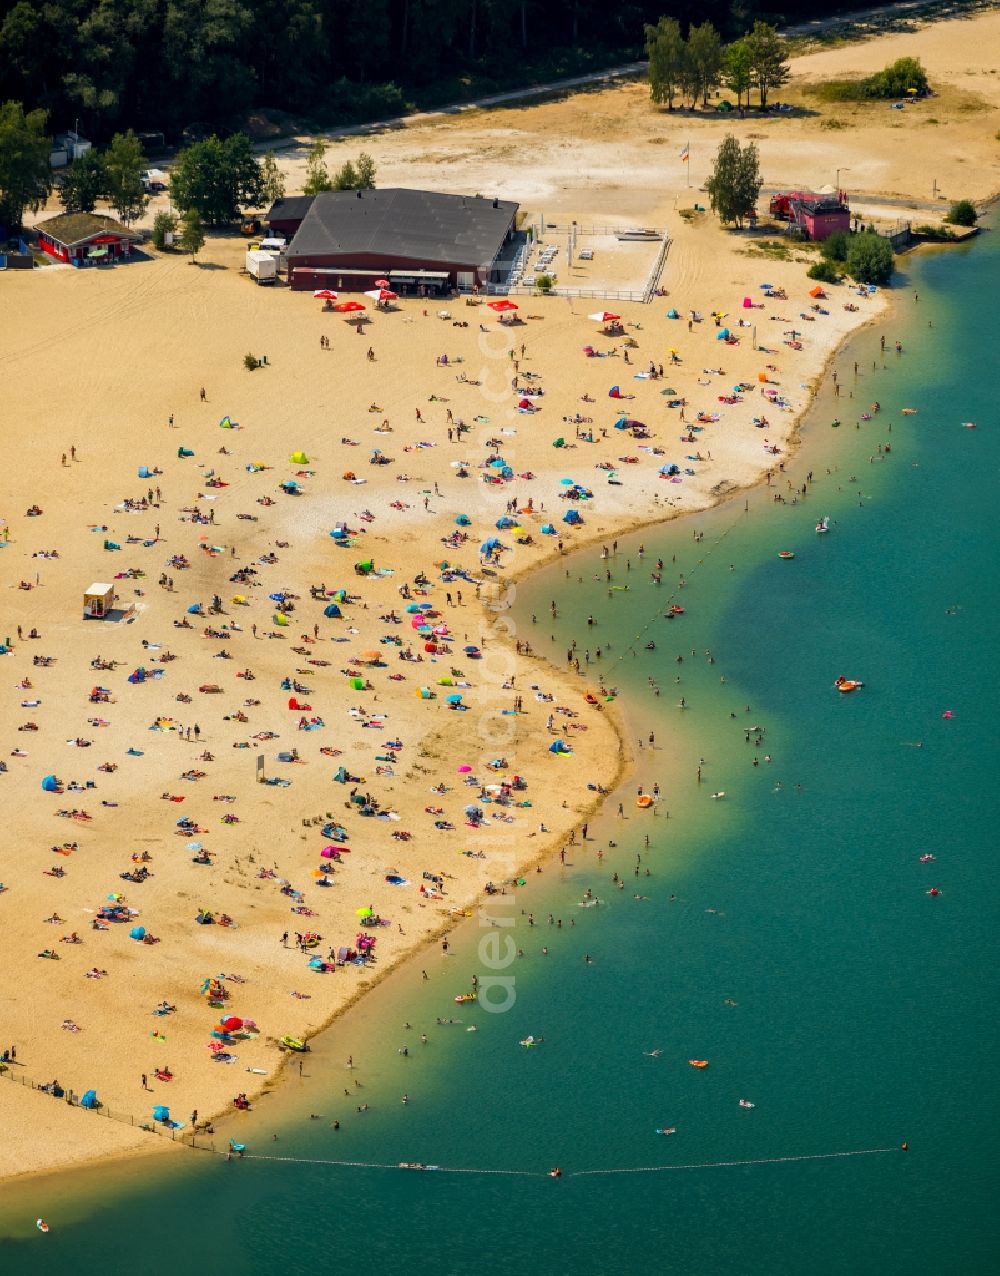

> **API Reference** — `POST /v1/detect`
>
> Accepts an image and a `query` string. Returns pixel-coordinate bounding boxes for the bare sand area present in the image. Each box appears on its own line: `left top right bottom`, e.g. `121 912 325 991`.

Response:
2 7 998 1182
285 7 1000 221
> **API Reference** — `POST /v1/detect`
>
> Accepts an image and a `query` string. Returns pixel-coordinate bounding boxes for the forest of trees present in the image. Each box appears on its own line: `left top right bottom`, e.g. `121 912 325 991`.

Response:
0 0 877 142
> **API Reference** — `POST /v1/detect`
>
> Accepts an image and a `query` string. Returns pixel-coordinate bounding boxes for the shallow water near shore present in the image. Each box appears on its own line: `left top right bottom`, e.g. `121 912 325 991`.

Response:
3 227 998 1274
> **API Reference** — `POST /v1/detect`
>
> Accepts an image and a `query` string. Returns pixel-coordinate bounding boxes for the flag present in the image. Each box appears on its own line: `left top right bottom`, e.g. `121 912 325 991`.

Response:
680 145 689 162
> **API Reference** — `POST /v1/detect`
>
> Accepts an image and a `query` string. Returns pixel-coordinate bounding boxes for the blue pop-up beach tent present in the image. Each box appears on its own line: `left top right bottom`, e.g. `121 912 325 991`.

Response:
80 1089 99 1109
323 603 342 618
42 775 59 792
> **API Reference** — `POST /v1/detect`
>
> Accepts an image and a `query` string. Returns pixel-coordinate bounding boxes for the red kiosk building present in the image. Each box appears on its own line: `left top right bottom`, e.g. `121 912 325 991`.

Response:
35 213 142 265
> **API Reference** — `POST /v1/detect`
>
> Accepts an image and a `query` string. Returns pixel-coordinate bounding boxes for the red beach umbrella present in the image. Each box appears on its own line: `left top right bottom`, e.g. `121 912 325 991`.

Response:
374 278 391 288
488 299 519 313
334 300 366 313
313 289 338 300
587 310 620 323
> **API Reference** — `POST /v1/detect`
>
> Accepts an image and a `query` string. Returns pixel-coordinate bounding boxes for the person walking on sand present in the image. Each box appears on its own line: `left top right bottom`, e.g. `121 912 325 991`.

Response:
200 387 207 402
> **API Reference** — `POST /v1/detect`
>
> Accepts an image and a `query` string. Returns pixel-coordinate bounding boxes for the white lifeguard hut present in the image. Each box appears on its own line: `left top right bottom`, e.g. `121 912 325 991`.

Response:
84 582 115 619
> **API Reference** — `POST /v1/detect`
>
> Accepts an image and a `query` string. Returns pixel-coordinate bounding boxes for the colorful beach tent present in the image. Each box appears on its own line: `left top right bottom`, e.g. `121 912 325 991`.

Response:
290 451 309 464
41 775 60 792
324 603 342 618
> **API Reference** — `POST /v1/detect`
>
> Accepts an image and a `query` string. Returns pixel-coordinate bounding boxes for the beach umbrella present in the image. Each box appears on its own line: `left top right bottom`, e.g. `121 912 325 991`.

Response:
222 1016 243 1032
374 278 391 288
335 300 366 314
587 310 620 323
356 906 374 918
446 693 463 704
364 288 398 303
488 299 519 313
313 289 337 300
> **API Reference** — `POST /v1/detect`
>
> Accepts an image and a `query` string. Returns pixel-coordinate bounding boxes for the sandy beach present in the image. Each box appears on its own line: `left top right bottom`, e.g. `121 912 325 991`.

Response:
1 7 998 1183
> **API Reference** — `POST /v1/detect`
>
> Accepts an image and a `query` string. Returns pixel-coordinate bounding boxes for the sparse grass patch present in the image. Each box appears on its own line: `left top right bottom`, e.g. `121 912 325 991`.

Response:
741 238 794 261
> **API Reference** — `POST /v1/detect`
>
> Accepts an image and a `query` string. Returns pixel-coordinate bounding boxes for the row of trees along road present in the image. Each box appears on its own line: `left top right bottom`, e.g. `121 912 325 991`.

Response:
645 18 789 110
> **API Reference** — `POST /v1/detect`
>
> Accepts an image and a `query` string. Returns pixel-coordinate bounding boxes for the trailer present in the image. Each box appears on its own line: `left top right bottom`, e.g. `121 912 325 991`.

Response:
768 191 814 221
246 250 277 284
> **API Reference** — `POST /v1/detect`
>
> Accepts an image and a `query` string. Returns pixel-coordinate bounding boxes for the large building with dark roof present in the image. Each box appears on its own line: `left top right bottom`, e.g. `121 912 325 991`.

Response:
276 188 519 295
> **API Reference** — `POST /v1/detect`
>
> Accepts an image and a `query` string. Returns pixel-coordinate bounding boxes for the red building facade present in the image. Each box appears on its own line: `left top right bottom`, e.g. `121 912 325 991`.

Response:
35 213 141 265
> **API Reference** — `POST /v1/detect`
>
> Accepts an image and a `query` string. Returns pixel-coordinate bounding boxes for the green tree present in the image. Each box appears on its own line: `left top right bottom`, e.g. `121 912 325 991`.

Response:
865 56 928 99
59 148 106 213
170 134 265 225
303 139 333 195
807 259 839 284
820 230 850 263
745 20 789 109
104 129 147 224
260 151 285 207
724 39 753 109
332 159 358 190
355 151 376 189
846 231 893 285
687 22 722 109
705 134 761 228
151 209 177 250
645 16 687 112
0 100 52 229
946 199 977 227
179 207 205 259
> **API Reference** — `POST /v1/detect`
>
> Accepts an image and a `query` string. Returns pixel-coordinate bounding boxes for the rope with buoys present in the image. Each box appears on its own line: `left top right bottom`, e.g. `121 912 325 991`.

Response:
215 1143 906 1178
597 513 743 676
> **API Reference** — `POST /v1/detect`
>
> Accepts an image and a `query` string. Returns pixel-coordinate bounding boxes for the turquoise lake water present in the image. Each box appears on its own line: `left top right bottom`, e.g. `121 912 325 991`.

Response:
2 226 998 1274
